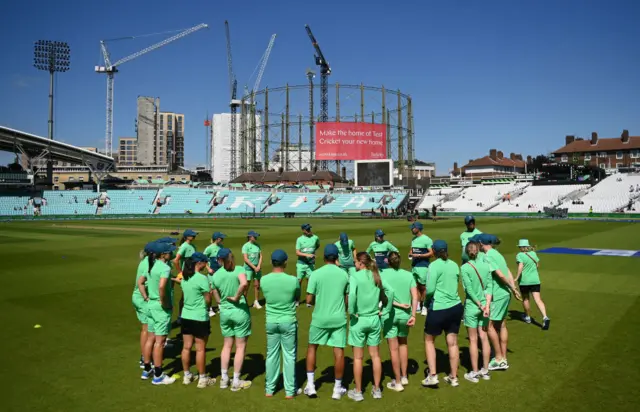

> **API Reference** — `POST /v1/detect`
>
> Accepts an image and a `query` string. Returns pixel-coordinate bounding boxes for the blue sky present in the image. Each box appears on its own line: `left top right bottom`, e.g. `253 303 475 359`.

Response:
1 0 639 173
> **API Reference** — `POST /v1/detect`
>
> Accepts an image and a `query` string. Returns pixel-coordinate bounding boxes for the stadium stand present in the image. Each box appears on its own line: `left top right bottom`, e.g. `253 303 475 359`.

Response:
265 192 325 213
40 190 97 215
439 183 523 212
101 189 157 215
491 184 589 212
560 174 640 212
211 191 270 214
158 187 214 214
0 195 35 216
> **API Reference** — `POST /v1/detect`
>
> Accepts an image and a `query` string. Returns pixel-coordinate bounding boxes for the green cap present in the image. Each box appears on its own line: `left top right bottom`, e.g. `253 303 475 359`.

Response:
518 239 531 247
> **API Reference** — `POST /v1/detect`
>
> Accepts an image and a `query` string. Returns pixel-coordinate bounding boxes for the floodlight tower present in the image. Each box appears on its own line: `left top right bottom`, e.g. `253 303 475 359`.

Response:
34 40 71 142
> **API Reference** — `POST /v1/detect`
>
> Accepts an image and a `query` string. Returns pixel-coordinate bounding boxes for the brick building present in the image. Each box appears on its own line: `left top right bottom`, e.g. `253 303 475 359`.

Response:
551 130 640 169
458 149 526 177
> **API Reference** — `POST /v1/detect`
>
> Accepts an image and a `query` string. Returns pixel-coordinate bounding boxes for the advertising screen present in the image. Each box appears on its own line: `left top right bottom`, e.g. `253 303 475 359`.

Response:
354 159 393 187
315 122 386 160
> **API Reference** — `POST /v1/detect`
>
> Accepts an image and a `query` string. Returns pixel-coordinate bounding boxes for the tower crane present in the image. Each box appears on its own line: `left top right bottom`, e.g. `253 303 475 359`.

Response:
304 24 331 170
244 34 277 97
96 23 208 157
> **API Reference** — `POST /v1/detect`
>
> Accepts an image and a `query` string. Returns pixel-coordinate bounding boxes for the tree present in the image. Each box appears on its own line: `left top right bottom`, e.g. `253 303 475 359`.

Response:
527 154 551 171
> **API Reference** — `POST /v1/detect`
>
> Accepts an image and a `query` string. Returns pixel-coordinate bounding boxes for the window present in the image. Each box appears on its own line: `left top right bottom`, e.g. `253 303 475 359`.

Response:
156 175 162 179
54 177 59 182
617 151 623 159
79 176 84 182
599 163 605 169
584 153 591 161
599 152 606 158
632 150 640 159
68 177 75 182
561 155 568 163
616 163 623 168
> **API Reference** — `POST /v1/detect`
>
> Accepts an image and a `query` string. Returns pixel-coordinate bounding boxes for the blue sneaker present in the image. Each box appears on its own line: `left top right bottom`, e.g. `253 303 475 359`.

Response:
141 370 152 380
152 374 176 385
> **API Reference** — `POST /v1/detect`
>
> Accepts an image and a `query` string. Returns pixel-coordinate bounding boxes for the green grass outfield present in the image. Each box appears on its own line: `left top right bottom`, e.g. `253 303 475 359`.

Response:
2 217 639 411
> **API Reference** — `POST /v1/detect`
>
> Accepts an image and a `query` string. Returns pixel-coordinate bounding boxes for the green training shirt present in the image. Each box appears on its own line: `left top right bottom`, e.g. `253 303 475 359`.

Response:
380 268 416 318
307 264 349 328
411 234 434 267
296 234 320 265
211 266 249 311
260 272 300 324
366 240 399 269
181 273 211 322
177 242 196 270
485 248 511 300
516 251 541 286
242 241 261 270
461 258 492 307
335 239 356 268
148 260 173 309
460 228 482 260
203 243 222 271
348 269 393 317
133 258 149 298
425 258 462 311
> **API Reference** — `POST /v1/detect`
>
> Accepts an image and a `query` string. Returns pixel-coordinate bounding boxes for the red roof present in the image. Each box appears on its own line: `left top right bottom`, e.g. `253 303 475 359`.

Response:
463 156 526 169
553 136 640 154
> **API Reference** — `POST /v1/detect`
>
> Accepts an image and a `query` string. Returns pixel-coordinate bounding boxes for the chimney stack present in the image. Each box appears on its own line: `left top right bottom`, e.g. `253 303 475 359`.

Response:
453 162 458 170
516 154 523 161
469 159 474 165
527 155 532 163
591 132 598 145
489 149 497 160
497 151 504 159
510 152 516 160
565 135 575 145
622 129 630 143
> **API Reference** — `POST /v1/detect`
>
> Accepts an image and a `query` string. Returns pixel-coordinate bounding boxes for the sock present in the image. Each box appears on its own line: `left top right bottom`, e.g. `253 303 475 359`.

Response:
401 375 407 380
144 363 151 372
221 369 228 380
306 372 315 387
154 366 163 378
199 374 206 380
233 372 241 383
334 379 342 389
184 370 192 377
544 316 549 320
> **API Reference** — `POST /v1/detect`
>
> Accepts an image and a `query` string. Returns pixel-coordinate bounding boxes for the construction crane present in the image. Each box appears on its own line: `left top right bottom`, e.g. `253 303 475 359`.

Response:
304 24 331 170
243 34 277 97
96 23 208 157
225 20 241 180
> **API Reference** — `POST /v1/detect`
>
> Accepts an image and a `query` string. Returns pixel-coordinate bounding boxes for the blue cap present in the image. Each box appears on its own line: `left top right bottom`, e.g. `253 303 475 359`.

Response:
478 234 497 245
464 215 476 224
217 248 232 259
190 252 209 263
301 223 312 231
324 244 339 258
410 221 423 231
155 237 177 245
469 234 482 243
433 240 448 252
143 241 157 253
212 232 227 240
183 229 198 237
339 233 348 244
154 242 177 254
247 230 260 238
271 249 288 262
375 229 385 237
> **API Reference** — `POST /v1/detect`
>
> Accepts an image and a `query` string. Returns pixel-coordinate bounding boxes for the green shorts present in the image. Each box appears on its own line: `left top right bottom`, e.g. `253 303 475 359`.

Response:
412 267 428 285
348 315 382 347
148 305 172 336
219 307 252 338
464 302 489 328
490 296 511 322
382 312 410 339
132 295 149 324
308 324 346 348
297 263 315 281
245 268 262 282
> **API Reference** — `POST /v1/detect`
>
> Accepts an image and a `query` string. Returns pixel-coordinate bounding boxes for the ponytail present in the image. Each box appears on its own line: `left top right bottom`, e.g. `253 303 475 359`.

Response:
436 249 449 261
220 253 235 271
388 251 401 270
147 253 157 274
182 257 196 280
178 236 187 246
356 252 388 307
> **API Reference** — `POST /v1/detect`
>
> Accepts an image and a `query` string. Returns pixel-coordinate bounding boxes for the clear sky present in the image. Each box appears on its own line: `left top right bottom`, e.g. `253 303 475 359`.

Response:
1 0 639 173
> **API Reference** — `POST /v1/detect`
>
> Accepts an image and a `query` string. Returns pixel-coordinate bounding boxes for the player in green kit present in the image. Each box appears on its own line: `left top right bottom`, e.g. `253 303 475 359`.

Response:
296 223 320 306
146 242 178 385
408 222 433 316
242 230 263 310
260 250 301 399
174 229 198 324
381 252 418 391
203 232 226 317
514 239 550 330
335 233 357 278
347 252 392 402
179 252 216 388
460 215 482 264
366 229 398 270
211 248 252 391
133 241 155 370
421 240 463 388
303 244 349 400
460 241 492 383
479 234 522 371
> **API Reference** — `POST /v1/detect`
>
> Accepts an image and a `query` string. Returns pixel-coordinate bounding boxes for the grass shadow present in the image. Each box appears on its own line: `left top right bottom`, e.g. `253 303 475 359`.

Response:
509 309 543 328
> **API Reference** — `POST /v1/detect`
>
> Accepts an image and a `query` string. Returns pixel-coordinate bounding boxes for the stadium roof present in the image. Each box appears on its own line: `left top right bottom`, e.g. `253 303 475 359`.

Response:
463 150 526 169
232 170 347 183
0 126 114 172
552 135 640 154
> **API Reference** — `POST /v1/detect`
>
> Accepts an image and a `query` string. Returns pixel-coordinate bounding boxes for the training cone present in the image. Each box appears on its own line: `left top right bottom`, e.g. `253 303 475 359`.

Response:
172 374 181 379
34 324 42 329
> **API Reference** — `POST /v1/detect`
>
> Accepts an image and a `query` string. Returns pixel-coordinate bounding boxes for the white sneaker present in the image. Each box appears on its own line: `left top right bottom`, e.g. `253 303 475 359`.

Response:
522 314 532 324
479 368 491 380
183 372 194 385
304 385 317 398
444 375 459 387
421 374 439 387
209 308 216 317
152 374 176 385
220 377 230 389
464 372 479 383
400 376 409 386
332 386 347 400
197 376 217 388
421 307 427 316
306 303 312 308
371 387 383 399
231 380 252 391
295 302 300 308
386 381 405 392
253 301 263 309
347 389 363 402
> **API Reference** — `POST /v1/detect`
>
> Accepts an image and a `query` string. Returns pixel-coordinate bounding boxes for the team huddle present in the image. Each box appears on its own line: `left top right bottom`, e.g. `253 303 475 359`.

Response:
132 216 550 401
